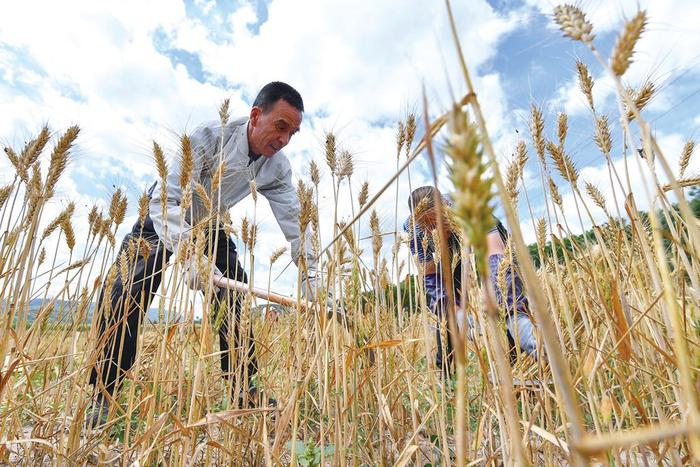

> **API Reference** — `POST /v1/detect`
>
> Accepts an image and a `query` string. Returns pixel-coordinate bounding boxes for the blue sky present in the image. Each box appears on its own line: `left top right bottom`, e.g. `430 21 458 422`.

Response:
1 0 699 301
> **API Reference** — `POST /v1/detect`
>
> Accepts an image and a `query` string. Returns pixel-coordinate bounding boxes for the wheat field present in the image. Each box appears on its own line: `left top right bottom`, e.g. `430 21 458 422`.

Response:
1 4 699 466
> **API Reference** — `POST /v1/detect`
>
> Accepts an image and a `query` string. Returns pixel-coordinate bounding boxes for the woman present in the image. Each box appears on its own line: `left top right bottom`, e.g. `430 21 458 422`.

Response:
404 186 538 376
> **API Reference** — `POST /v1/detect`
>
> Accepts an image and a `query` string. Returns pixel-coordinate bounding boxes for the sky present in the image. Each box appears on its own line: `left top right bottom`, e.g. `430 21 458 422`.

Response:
1 0 700 309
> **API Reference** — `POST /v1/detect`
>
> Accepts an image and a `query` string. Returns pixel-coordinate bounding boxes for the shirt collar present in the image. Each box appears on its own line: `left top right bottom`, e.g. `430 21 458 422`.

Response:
245 120 262 166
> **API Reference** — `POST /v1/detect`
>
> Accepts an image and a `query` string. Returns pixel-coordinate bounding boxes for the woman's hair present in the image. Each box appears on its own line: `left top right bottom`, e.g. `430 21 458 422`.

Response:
408 186 440 211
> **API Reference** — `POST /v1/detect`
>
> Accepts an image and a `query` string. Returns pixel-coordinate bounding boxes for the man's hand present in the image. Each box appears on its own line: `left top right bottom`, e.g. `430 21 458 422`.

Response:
182 257 222 292
181 257 203 291
300 273 335 308
456 308 481 341
300 273 317 302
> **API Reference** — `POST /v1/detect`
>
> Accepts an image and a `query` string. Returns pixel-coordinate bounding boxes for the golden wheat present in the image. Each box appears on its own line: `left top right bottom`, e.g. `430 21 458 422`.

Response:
610 10 647 76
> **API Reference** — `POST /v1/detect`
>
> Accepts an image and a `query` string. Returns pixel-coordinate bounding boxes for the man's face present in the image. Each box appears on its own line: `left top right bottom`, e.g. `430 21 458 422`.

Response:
248 99 302 157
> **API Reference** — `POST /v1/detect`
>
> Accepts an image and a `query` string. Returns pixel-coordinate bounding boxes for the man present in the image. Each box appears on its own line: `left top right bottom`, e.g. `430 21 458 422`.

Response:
404 186 537 377
88 82 317 427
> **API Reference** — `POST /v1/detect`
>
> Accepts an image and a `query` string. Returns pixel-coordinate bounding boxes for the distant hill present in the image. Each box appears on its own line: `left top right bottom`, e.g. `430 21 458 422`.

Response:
4 298 289 327
3 298 161 326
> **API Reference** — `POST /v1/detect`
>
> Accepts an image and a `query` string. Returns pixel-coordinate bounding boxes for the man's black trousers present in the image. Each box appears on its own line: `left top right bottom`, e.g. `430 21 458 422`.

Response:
89 215 256 395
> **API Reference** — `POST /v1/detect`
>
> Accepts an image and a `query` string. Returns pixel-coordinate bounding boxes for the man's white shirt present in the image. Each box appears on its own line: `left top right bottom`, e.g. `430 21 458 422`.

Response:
149 117 315 273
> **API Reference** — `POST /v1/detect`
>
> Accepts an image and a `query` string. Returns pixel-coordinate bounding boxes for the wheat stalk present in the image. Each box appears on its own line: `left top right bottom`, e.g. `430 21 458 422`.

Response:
549 177 563 206
0 184 13 211
553 4 595 44
405 113 417 158
516 139 528 172
136 237 151 259
270 246 287 264
219 98 230 127
679 140 695 178
626 80 655 121
179 135 193 189
220 209 237 239
557 112 568 147
396 121 405 158
21 125 50 172
138 191 149 225
249 179 257 203
41 202 75 240
370 209 382 266
153 141 168 180
4 146 24 181
446 108 493 268
358 181 369 208
195 182 212 213
296 180 313 235
496 238 513 296
593 115 612 157
337 150 354 178
241 215 249 246
109 189 128 227
505 155 520 204
24 162 43 222
119 250 130 284
610 10 647 76
660 177 700 192
547 140 578 185
247 222 257 250
585 180 608 215
325 132 337 173
180 185 192 211
309 159 320 186
576 60 595 111
211 160 227 194
101 219 116 247
536 217 547 250
88 206 101 236
61 217 75 251
37 247 46 265
529 105 546 164
44 125 80 198
102 264 118 318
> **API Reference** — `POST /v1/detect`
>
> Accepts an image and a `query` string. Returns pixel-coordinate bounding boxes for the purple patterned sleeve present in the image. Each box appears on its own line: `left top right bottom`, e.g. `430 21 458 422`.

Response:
488 253 528 316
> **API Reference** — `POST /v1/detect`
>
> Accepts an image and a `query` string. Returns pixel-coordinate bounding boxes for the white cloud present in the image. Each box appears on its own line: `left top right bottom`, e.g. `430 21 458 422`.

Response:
0 0 554 300
155 0 524 294
549 70 614 117
526 130 696 246
0 0 695 317
165 0 521 121
194 0 217 17
539 0 700 122
527 0 674 36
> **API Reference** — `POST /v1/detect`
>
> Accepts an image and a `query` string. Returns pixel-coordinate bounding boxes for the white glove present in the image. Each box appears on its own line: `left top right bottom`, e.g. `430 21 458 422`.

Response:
456 309 481 340
182 257 222 292
300 273 336 308
300 273 317 302
179 257 202 291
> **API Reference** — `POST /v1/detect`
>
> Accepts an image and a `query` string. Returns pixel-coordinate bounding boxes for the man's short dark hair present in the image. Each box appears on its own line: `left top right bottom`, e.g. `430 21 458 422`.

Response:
253 81 304 113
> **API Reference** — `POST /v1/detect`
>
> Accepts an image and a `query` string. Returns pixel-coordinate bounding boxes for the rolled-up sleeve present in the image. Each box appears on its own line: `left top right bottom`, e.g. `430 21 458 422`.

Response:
260 159 316 273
